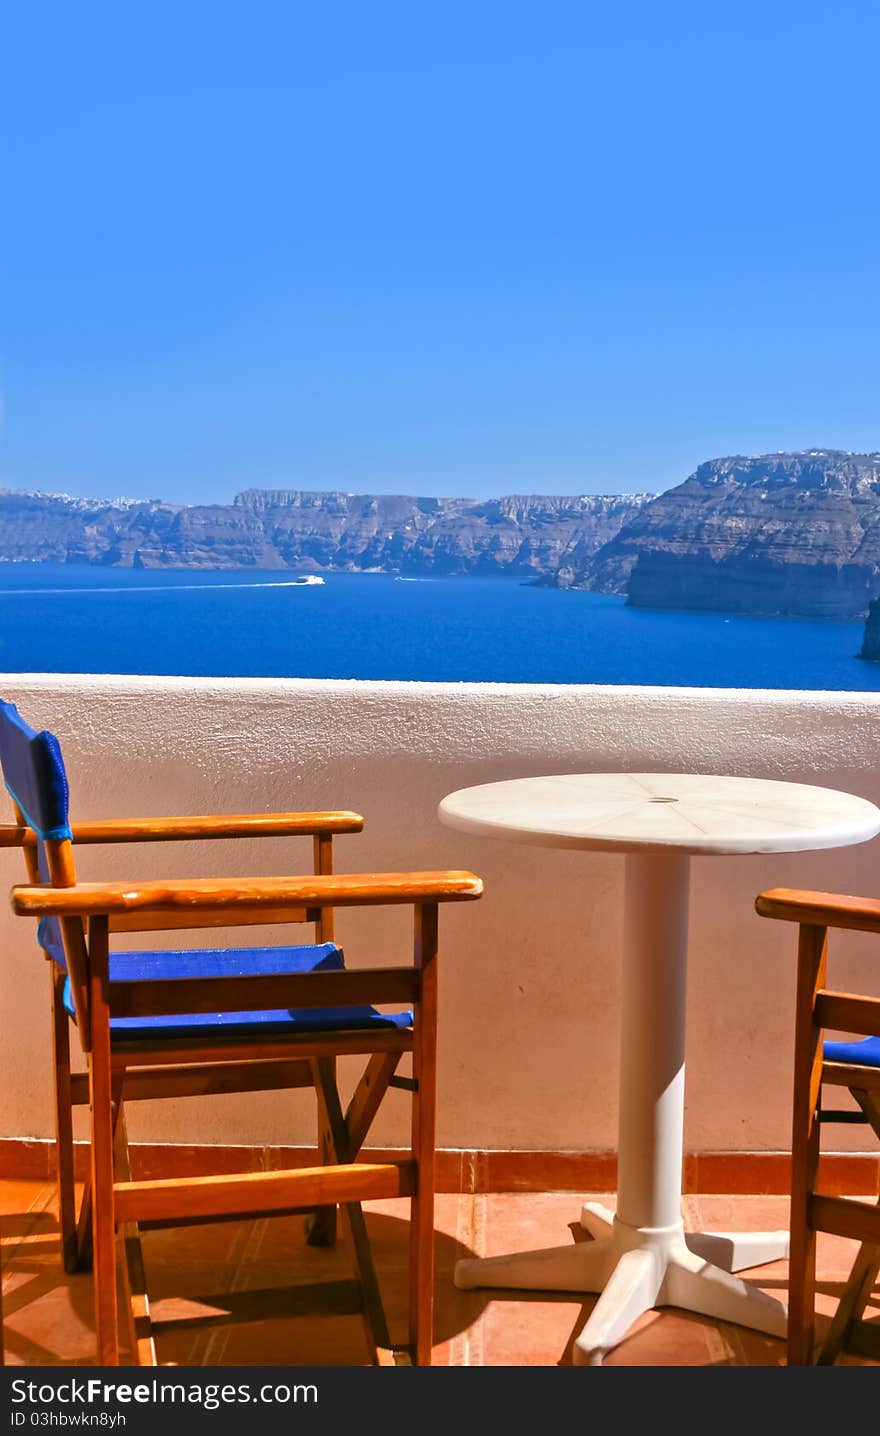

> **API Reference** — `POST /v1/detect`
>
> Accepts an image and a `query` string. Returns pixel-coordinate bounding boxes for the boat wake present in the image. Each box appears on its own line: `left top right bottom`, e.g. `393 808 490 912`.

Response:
0 578 326 596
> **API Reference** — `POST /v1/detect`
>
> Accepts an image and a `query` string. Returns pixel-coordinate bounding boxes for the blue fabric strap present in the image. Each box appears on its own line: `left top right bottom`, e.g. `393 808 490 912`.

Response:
4 781 72 842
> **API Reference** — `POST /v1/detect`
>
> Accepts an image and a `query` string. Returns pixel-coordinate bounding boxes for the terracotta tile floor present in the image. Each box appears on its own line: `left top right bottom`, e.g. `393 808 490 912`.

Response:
1 1180 877 1366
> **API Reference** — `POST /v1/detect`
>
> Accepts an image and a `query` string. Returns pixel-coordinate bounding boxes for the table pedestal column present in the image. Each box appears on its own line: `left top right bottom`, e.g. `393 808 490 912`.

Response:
454 851 789 1365
617 850 690 1233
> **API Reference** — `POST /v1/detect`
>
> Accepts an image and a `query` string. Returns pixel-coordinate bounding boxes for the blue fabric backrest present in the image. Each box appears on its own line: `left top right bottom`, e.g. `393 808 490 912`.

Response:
0 701 71 840
0 700 71 968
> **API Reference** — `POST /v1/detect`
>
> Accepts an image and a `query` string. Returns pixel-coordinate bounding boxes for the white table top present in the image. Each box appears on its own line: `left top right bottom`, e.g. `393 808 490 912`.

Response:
437 772 880 856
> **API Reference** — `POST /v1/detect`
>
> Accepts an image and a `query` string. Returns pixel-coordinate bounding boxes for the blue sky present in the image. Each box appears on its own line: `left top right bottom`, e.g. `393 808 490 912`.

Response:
3 1 879 505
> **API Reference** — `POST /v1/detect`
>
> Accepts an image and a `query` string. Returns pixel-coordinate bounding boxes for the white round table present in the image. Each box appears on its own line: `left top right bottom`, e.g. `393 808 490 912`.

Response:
438 771 880 1366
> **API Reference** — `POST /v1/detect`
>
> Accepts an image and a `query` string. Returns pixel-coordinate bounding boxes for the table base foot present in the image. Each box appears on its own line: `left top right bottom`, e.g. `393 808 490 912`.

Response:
455 1215 788 1363
661 1244 787 1337
684 1228 790 1272
579 1201 615 1240
572 1247 661 1366
454 1233 613 1294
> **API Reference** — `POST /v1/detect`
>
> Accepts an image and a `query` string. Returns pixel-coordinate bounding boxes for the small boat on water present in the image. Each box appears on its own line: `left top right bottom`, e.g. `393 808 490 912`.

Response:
290 575 325 585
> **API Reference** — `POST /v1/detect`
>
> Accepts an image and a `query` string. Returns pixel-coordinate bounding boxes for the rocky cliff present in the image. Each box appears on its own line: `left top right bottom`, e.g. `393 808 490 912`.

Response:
0 488 651 577
860 599 880 660
8 453 880 618
561 451 880 618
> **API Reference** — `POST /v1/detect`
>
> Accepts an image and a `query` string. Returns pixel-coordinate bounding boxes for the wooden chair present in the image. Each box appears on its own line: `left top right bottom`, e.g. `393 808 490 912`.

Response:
756 887 880 1364
0 699 482 1365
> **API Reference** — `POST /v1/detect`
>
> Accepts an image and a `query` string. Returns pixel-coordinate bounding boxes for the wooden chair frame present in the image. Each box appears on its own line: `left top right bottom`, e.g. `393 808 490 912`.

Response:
3 812 481 1366
756 887 880 1365
2 813 364 1277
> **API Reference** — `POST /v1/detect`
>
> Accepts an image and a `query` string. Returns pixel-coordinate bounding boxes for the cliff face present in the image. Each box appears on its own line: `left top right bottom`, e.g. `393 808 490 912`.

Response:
0 488 651 577
860 599 880 660
569 451 880 617
234 490 653 577
9 455 880 618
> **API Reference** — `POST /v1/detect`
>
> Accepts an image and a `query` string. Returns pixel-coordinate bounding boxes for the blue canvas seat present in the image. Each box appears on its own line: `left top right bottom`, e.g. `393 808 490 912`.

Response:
822 1034 880 1068
0 696 482 1367
60 942 413 1039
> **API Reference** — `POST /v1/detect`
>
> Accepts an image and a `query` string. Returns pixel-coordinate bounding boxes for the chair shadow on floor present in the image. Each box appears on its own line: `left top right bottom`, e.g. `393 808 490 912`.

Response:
1 1205 485 1366
5 1204 877 1366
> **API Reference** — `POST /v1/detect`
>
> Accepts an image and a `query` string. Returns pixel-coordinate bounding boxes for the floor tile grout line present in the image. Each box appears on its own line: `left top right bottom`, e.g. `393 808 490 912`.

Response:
685 1193 740 1366
178 1218 257 1367
467 1193 487 1367
201 1217 271 1366
447 1152 479 1367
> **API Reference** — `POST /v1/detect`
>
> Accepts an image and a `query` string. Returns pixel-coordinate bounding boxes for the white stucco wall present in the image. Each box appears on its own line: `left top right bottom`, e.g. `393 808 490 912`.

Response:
1 673 878 1156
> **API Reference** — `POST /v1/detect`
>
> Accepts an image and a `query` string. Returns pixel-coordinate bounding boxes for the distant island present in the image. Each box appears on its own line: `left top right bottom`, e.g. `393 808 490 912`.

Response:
4 449 880 626
0 488 651 583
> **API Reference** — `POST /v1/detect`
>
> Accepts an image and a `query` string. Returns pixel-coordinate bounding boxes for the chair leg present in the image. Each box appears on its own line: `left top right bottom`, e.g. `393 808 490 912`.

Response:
305 1045 401 1257
853 1090 880 1144
311 1057 393 1363
787 924 827 1366
816 1091 880 1363
114 1097 157 1366
409 904 438 1367
306 1049 401 1251
76 1076 131 1273
51 967 79 1273
345 1051 402 1155
788 1143 820 1365
305 1056 338 1248
88 917 119 1366
76 1178 93 1272
818 1239 880 1365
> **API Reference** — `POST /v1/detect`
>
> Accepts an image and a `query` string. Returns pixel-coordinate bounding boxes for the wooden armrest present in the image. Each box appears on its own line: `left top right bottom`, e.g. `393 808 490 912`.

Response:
10 870 484 918
0 812 364 846
756 888 880 934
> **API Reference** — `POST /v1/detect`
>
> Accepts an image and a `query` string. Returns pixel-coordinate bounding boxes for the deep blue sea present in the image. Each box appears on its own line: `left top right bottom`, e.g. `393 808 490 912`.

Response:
0 563 877 690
